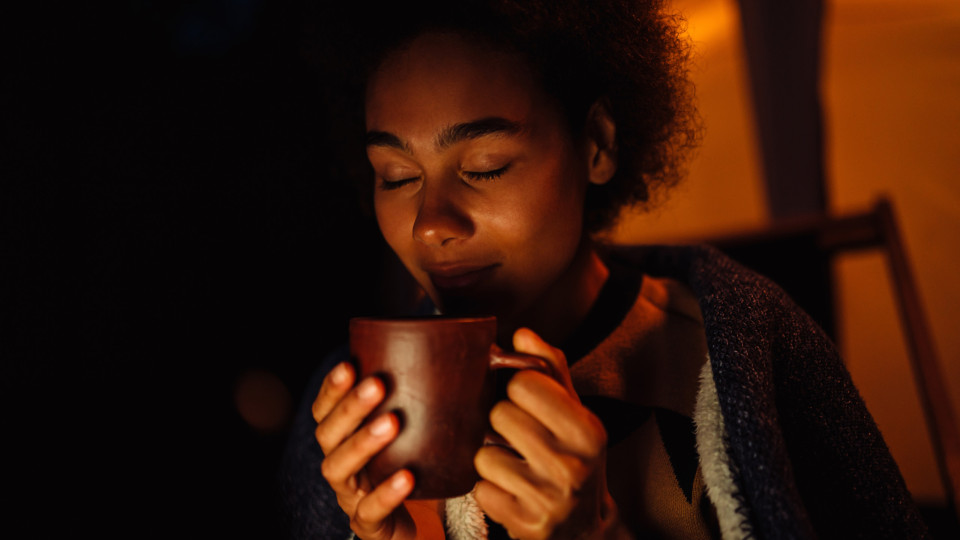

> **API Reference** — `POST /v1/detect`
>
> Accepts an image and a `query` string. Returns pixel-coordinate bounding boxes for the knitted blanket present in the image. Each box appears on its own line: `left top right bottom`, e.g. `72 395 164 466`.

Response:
614 244 928 539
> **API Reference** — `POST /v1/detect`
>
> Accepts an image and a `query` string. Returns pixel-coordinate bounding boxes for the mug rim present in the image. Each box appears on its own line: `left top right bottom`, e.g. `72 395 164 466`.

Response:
350 315 496 325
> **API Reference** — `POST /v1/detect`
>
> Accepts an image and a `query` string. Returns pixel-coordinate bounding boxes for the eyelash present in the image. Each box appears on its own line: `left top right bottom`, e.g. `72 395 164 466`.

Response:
378 164 511 191
462 164 510 181
378 177 418 191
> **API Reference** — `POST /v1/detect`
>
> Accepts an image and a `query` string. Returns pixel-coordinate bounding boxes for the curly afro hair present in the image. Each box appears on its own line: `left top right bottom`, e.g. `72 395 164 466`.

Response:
303 0 701 234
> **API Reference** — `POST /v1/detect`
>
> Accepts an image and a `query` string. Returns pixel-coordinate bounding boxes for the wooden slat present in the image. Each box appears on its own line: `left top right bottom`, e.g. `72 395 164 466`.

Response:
873 199 960 518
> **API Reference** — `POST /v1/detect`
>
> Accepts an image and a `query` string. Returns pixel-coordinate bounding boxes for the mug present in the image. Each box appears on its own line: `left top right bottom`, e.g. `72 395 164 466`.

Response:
349 316 549 500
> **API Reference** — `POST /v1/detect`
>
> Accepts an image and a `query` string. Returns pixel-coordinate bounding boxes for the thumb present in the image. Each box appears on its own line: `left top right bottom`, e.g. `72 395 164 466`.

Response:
512 327 577 398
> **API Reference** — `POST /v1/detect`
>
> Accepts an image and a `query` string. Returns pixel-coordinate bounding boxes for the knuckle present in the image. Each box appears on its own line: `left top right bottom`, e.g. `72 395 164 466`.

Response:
572 409 607 454
339 394 363 418
556 456 584 491
352 502 382 532
315 423 335 453
526 480 556 514
489 400 513 427
349 516 369 537
313 371 350 422
546 456 585 499
335 492 353 512
310 398 323 422
506 371 540 400
518 515 553 540
311 390 332 423
474 446 492 472
566 426 592 452
592 434 608 455
587 414 608 452
346 379 382 413
509 369 535 390
352 504 369 525
319 457 339 483
586 408 607 437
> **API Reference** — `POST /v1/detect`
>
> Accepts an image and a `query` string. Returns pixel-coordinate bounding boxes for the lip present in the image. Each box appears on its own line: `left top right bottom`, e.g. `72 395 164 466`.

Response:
424 262 499 290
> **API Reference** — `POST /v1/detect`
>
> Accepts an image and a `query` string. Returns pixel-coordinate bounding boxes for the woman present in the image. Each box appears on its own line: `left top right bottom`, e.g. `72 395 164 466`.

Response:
281 1 928 538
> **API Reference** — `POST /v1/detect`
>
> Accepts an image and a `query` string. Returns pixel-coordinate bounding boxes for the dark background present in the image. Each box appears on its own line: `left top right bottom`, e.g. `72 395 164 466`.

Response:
6 1 957 537
3 1 386 535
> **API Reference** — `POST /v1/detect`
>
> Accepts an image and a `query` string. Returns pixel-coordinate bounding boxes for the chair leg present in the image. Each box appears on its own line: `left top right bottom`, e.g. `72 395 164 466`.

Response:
877 198 960 519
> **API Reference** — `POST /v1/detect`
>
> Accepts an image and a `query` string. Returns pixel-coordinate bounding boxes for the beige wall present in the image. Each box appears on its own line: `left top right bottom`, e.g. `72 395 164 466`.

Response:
606 0 960 504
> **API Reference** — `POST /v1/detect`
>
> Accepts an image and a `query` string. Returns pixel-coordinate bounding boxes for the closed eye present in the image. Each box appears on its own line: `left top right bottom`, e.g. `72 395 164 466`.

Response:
378 176 420 191
462 164 510 181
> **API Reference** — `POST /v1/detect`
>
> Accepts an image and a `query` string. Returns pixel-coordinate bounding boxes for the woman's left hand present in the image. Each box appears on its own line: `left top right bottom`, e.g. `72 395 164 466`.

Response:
474 328 619 540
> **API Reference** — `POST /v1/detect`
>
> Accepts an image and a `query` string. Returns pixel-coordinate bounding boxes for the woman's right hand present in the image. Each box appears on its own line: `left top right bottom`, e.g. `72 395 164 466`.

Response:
312 361 444 540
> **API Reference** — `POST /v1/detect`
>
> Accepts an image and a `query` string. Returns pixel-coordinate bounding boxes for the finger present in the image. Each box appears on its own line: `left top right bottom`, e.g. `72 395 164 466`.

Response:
312 362 356 423
321 412 399 492
474 479 548 540
512 327 576 396
315 376 386 455
490 399 555 461
475 445 552 512
506 370 607 457
351 469 415 536
489 400 589 490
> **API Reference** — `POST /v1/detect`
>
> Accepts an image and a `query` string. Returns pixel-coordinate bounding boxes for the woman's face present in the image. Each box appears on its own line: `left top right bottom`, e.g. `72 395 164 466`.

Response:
365 31 593 321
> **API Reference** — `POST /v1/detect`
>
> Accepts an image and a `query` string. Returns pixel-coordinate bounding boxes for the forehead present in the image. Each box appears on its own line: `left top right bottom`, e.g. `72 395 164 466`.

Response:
364 32 549 137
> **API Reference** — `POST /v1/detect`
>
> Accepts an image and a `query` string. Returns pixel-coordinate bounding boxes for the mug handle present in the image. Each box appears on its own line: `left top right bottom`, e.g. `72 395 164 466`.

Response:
485 344 557 451
488 344 557 381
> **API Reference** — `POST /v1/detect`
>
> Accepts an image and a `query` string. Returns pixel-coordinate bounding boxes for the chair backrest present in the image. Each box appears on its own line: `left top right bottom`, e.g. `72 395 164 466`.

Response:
704 197 960 521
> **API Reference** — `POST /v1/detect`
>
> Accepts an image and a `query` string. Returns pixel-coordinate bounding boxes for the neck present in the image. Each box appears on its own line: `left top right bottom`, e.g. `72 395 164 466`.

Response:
497 237 609 348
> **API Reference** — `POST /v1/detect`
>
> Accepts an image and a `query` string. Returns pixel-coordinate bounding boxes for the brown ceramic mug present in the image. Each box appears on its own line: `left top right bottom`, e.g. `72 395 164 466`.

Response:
349 316 550 500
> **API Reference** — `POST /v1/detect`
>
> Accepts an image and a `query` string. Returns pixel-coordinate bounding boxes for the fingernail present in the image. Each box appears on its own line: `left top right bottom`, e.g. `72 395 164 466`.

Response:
357 378 379 401
391 471 409 490
369 414 392 436
331 363 348 385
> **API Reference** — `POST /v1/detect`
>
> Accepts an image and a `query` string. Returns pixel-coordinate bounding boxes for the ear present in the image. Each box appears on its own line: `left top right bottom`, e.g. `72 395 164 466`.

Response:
584 98 618 186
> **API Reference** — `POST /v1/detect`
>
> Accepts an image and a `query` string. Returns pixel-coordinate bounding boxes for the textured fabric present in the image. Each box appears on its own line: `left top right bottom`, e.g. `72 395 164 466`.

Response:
445 491 488 540
279 345 353 539
278 244 929 539
696 356 753 539
612 244 929 539
604 405 720 539
567 266 719 537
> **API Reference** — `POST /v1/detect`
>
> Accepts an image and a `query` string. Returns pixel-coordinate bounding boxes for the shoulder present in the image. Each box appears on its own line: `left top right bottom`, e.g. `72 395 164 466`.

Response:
637 273 703 327
607 243 815 326
605 242 840 391
608 243 782 292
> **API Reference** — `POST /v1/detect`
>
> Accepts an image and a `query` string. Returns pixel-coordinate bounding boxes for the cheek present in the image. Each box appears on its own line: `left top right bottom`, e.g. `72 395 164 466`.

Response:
485 171 586 286
516 163 587 246
374 197 412 256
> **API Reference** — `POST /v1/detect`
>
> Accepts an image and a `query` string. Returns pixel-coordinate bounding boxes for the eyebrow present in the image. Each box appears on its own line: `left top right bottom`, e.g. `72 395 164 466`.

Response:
364 131 411 153
365 116 523 154
435 117 523 150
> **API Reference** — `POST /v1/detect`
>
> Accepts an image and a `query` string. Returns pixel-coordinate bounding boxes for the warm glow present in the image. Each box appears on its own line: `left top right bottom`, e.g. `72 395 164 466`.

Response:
610 0 960 504
234 369 294 434
673 0 738 45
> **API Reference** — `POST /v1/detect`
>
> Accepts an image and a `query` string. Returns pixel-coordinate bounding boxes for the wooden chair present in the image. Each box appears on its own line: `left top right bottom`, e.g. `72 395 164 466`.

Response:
702 196 960 521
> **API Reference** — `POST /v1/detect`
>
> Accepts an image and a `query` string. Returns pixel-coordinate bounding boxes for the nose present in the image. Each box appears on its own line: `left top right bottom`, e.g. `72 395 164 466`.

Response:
412 184 474 247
